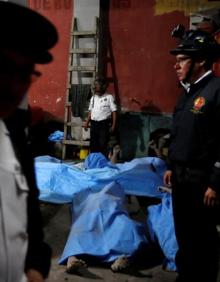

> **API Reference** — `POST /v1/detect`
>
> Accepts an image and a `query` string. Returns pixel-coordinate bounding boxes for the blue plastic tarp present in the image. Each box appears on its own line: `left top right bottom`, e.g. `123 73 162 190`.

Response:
59 181 148 264
34 153 178 270
84 152 112 169
48 130 64 142
147 193 178 271
35 153 166 203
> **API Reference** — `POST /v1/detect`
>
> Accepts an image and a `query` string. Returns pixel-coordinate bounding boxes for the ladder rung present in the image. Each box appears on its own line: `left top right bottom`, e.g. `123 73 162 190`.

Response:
70 48 96 54
72 31 96 36
64 122 88 126
62 140 90 146
64 122 78 126
69 65 96 72
65 122 81 126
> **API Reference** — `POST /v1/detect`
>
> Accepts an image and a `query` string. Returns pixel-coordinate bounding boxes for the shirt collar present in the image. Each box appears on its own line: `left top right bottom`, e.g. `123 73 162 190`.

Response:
181 70 212 93
194 70 212 84
0 119 9 135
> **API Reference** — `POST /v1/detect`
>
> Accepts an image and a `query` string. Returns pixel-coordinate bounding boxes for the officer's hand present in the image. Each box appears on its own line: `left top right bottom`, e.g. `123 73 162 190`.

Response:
83 122 89 131
163 170 172 187
26 269 44 282
204 187 219 207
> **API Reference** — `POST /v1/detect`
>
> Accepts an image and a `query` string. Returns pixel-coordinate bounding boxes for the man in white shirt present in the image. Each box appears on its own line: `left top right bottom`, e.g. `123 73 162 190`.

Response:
0 2 58 282
85 77 117 156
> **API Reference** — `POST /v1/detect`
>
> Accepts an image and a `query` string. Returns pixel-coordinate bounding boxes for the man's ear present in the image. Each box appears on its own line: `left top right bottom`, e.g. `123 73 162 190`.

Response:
197 58 206 67
200 60 206 67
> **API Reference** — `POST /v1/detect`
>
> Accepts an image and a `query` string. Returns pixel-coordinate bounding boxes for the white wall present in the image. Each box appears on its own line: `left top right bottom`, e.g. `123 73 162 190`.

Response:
72 0 100 85
71 0 100 138
74 0 99 30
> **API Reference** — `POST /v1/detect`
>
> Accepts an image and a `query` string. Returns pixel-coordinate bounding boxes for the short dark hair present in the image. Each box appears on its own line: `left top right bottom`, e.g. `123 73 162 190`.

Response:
95 77 109 92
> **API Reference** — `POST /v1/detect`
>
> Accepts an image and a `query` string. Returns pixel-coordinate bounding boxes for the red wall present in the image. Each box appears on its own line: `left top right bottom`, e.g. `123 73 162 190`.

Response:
28 0 188 119
28 0 73 119
107 0 188 113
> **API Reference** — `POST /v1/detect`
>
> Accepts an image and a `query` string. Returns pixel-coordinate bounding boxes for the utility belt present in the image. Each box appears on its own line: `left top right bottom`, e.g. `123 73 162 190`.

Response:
91 118 111 124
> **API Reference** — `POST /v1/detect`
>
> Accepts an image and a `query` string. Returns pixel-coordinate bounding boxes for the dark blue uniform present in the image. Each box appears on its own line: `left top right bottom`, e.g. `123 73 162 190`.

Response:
168 73 220 282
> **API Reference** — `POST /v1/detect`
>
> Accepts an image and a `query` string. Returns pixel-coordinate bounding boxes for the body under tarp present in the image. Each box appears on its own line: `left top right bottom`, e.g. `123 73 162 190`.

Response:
59 181 148 264
34 153 178 270
35 153 166 203
147 193 178 271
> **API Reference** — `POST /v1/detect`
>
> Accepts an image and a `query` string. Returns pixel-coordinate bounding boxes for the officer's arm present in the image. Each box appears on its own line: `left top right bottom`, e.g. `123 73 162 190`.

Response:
111 111 117 132
208 100 220 194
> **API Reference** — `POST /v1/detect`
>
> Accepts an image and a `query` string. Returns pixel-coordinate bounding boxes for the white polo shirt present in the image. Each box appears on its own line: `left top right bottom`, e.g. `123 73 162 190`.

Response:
0 119 28 282
89 93 117 121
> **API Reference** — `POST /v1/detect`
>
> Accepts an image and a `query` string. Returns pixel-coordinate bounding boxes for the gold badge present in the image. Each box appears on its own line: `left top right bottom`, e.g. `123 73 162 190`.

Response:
191 97 205 114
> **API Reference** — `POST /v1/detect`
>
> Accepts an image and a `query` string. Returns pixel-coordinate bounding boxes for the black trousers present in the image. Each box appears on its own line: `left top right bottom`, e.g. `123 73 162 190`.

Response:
90 119 110 157
171 164 219 282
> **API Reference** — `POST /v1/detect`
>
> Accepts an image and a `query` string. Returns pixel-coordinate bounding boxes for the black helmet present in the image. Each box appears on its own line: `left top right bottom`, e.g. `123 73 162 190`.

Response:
170 27 220 60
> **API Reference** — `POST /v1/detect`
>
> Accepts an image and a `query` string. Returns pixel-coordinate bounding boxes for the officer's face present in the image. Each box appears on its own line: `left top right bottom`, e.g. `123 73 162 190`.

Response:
174 54 192 82
0 50 40 118
94 81 105 96
94 81 101 93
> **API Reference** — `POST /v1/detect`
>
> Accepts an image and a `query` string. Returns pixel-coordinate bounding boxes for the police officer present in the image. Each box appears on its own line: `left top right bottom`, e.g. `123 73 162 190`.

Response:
0 2 58 282
164 28 220 282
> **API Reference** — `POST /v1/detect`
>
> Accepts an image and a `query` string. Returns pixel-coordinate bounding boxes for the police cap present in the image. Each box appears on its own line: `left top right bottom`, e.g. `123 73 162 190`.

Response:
170 29 220 60
0 1 58 64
